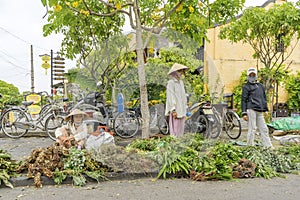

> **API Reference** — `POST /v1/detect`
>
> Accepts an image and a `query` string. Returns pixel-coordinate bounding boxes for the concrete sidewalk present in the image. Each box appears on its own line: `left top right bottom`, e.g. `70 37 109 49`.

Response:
0 133 53 161
0 131 135 161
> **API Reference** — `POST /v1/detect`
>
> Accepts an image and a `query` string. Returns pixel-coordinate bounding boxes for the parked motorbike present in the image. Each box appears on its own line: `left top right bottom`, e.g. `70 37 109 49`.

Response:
185 94 221 139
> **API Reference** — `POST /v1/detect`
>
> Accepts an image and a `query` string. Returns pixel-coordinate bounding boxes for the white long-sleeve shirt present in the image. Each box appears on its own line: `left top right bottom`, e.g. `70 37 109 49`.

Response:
55 122 88 142
165 77 187 118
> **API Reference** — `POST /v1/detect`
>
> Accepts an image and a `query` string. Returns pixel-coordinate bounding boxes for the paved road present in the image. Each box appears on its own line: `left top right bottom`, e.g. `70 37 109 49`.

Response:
1 174 299 200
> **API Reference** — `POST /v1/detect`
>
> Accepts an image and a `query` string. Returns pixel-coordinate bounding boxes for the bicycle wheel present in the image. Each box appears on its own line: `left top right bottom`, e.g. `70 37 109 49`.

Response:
207 108 222 139
157 115 169 135
113 110 139 138
224 111 242 139
195 115 210 139
1 108 29 138
185 119 199 134
45 114 66 141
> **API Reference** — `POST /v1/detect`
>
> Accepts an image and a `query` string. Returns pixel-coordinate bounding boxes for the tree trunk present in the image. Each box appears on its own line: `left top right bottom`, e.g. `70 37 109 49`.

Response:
134 0 150 138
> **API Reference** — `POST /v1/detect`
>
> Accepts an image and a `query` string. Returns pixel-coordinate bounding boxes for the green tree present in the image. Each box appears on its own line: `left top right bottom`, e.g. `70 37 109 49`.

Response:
146 47 204 102
41 0 245 138
284 71 300 111
219 2 300 94
115 47 204 102
81 34 135 102
0 80 23 108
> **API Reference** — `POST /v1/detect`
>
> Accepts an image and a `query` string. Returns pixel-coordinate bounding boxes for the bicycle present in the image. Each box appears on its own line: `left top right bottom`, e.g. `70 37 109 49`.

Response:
184 94 220 139
0 97 65 139
214 93 242 139
67 88 123 138
69 90 114 125
113 98 169 138
35 91 67 125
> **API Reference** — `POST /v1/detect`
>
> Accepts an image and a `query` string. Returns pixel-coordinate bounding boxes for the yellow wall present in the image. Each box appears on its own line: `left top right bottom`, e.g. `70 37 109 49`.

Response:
204 0 300 104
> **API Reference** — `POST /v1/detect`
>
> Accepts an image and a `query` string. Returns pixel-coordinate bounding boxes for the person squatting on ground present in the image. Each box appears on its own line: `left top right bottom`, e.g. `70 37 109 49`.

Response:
55 109 89 149
241 68 273 148
165 63 189 137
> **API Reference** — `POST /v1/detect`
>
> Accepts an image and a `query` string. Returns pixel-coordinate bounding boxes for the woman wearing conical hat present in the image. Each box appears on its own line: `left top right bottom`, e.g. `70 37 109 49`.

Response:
55 109 89 149
165 63 189 137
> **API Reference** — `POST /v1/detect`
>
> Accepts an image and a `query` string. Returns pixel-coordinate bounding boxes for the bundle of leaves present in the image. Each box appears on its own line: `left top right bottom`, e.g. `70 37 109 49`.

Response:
241 145 300 178
131 134 239 180
127 136 177 152
132 134 235 180
53 147 106 186
17 143 106 187
192 142 243 181
275 144 300 169
149 139 192 179
0 149 20 188
88 144 159 174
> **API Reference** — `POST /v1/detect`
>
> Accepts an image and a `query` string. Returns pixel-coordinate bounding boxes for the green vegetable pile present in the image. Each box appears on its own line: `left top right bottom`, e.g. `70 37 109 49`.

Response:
0 149 20 188
53 146 106 187
128 133 300 180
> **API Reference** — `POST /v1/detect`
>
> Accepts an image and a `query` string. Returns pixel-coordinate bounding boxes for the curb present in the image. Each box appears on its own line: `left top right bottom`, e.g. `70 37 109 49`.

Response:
8 171 159 187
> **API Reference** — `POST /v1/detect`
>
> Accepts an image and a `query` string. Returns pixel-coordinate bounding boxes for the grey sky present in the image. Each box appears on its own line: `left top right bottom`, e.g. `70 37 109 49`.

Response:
0 0 297 93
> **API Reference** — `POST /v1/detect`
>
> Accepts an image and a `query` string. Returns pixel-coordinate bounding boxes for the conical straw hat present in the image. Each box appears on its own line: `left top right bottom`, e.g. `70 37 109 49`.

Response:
167 63 189 75
65 109 89 122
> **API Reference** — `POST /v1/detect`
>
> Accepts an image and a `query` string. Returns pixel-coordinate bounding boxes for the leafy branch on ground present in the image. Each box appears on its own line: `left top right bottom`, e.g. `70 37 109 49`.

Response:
0 149 20 188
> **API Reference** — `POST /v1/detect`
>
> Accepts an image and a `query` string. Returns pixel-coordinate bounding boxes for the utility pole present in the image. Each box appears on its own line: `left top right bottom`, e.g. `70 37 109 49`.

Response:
51 50 54 98
30 45 34 93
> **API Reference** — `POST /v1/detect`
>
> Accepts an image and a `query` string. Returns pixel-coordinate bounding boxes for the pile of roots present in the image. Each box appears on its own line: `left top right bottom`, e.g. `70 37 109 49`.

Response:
232 158 256 178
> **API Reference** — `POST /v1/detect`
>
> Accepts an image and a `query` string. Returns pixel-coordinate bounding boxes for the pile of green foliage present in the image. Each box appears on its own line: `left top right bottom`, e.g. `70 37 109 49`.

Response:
0 149 20 188
128 134 300 180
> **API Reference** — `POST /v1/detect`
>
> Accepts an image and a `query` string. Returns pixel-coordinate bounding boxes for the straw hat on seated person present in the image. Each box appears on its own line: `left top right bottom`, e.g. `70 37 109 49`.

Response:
65 109 89 122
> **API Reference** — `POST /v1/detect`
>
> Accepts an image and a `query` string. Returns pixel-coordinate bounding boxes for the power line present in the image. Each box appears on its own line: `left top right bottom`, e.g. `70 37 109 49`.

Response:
0 26 53 52
0 49 27 63
0 27 31 45
0 54 29 72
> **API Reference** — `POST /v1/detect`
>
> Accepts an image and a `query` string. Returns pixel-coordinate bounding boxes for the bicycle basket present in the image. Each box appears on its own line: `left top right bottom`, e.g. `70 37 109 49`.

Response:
223 93 234 109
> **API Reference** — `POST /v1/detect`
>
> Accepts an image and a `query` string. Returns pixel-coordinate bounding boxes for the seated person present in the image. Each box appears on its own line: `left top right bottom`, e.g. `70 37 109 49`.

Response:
55 109 89 149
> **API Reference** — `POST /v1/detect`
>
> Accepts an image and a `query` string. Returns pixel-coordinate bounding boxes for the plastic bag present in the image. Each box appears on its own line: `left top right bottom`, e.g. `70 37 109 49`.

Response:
267 116 300 131
86 131 115 150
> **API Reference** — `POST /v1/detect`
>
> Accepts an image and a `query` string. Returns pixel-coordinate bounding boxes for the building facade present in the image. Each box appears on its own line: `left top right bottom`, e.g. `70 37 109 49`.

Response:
204 0 300 103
